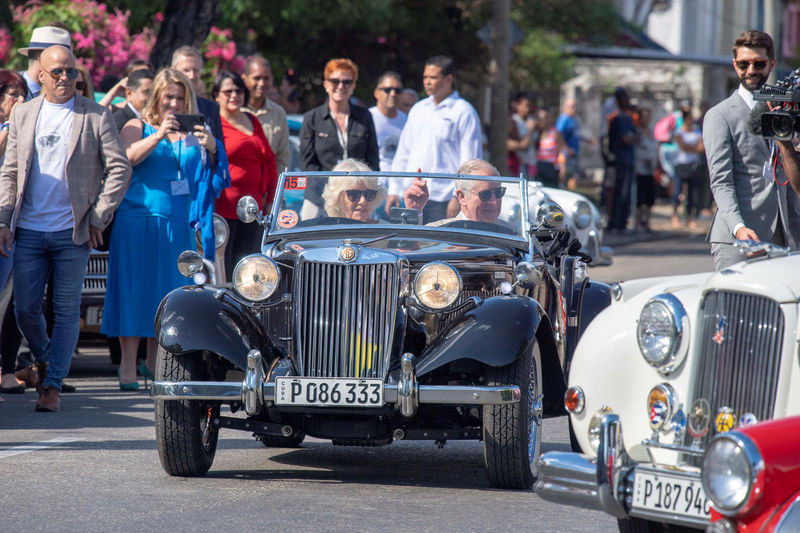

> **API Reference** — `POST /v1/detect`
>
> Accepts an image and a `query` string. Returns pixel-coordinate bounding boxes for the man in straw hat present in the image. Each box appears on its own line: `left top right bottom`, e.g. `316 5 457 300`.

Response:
17 25 72 100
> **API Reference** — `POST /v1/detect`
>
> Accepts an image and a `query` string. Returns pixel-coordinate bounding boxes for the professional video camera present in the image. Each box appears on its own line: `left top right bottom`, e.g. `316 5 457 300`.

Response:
753 68 800 139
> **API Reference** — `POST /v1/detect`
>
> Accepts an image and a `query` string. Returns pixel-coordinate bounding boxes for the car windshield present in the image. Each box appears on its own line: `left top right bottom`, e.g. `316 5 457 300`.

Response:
269 171 530 241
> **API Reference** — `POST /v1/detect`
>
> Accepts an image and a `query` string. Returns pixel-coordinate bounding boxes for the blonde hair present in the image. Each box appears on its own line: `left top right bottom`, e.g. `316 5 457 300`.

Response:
142 68 197 125
321 159 386 218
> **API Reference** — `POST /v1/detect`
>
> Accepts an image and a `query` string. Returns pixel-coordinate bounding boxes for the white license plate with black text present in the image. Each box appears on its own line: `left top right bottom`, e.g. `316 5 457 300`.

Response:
274 377 384 407
632 470 710 520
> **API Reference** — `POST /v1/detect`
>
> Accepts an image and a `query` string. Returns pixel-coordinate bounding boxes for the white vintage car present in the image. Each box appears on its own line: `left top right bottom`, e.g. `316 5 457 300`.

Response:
534 242 800 532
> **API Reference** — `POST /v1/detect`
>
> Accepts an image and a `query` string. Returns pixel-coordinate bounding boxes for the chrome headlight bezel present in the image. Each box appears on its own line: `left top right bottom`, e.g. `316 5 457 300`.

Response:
413 261 462 310
636 293 689 374
232 254 281 302
212 213 230 249
702 432 764 517
571 200 593 229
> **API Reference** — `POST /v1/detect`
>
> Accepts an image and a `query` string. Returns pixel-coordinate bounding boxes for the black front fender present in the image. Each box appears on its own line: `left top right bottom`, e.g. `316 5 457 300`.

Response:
416 296 544 376
155 286 275 370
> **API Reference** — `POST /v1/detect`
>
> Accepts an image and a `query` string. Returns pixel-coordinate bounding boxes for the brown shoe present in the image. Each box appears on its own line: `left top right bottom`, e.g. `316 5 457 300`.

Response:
15 365 39 389
35 386 60 412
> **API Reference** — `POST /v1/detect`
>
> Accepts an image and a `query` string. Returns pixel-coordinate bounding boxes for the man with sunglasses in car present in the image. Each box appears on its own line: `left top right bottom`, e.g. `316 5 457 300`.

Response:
427 159 506 226
704 30 800 270
0 45 131 412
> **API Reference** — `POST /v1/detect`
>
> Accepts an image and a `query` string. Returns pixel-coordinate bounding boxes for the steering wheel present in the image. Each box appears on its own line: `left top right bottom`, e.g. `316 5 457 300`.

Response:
293 216 366 228
441 219 518 236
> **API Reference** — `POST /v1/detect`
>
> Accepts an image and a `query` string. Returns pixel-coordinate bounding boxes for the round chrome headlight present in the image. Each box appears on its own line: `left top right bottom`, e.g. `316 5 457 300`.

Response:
571 200 593 229
587 406 612 454
702 432 764 516
212 214 230 249
636 293 689 372
232 255 280 301
646 384 674 432
413 262 461 310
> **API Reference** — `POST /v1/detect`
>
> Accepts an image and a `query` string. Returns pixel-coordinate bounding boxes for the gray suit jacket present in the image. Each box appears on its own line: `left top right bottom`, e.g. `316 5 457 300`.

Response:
704 90 800 246
0 94 132 245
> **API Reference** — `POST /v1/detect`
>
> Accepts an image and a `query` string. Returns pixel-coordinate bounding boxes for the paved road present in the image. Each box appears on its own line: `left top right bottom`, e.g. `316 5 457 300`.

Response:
0 233 714 533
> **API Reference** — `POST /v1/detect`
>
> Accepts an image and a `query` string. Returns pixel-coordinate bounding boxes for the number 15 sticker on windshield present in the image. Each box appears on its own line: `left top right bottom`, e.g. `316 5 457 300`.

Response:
286 176 307 190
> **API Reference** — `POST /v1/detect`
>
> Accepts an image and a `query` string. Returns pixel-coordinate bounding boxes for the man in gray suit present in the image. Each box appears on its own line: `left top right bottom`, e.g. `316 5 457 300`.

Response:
0 46 131 411
704 30 800 270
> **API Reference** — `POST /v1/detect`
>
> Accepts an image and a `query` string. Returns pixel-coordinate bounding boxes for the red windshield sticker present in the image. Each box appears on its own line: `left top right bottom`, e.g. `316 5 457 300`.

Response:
285 176 307 190
277 210 299 229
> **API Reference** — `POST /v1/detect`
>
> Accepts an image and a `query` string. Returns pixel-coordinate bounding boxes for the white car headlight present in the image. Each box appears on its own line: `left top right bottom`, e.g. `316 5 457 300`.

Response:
636 293 689 373
212 214 230 249
233 255 280 301
413 262 461 310
702 433 764 516
571 200 593 229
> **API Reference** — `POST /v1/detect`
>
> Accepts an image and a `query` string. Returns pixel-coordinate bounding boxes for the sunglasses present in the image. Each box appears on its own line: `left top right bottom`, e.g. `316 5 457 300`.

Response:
221 88 243 97
47 68 80 80
327 78 354 87
345 189 378 202
469 187 506 201
735 59 768 70
378 87 402 94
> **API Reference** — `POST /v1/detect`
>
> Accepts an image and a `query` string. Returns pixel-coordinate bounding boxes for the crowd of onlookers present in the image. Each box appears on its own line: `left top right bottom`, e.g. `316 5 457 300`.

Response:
0 22 750 412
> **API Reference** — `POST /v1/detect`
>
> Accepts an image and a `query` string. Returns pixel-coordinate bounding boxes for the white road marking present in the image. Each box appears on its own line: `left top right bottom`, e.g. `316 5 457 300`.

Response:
0 436 85 459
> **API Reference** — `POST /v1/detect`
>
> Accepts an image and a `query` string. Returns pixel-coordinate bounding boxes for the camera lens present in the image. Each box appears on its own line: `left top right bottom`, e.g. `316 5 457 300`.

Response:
771 114 794 139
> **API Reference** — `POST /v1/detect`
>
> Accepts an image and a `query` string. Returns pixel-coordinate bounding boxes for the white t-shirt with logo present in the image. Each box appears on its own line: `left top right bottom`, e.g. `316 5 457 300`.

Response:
17 98 75 232
369 106 407 171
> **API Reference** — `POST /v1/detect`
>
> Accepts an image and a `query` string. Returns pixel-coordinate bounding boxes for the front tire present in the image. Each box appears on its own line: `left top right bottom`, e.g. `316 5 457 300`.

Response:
483 342 543 489
154 346 219 476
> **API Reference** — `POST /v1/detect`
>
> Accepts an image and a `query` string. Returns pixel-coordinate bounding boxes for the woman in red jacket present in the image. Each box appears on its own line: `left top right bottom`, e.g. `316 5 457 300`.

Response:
213 70 277 281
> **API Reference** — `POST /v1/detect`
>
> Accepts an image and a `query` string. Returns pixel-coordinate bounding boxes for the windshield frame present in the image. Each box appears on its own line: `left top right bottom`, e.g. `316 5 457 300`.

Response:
267 171 531 250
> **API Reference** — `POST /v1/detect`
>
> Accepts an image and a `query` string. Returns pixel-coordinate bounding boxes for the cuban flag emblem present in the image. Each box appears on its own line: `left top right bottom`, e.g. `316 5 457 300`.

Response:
712 316 726 345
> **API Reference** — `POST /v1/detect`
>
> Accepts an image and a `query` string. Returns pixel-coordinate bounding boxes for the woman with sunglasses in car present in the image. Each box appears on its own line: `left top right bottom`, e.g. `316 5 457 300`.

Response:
212 71 276 281
321 159 386 222
299 58 379 219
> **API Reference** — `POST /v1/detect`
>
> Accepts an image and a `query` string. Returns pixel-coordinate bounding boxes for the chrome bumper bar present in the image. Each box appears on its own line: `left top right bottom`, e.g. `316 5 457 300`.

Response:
535 414 709 529
151 351 520 416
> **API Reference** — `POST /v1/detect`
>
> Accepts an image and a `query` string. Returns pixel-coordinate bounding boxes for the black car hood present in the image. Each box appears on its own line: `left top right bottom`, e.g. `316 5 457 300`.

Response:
275 237 516 264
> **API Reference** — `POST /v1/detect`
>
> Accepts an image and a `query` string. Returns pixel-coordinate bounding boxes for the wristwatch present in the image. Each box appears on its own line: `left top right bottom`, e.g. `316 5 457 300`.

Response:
0 222 9 229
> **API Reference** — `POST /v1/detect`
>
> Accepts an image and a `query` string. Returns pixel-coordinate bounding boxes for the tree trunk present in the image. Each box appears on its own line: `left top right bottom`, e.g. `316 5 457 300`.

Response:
149 0 220 70
489 0 510 176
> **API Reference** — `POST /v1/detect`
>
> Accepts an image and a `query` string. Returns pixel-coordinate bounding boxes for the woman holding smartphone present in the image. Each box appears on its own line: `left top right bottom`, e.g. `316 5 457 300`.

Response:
101 68 228 390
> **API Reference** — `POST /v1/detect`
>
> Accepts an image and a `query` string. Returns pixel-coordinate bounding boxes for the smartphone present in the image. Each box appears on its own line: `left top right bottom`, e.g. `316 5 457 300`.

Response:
174 113 205 133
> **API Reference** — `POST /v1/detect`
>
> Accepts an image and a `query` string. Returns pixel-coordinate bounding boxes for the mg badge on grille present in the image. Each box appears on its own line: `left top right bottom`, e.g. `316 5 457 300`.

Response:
339 245 358 262
715 407 736 433
687 398 710 439
712 316 726 345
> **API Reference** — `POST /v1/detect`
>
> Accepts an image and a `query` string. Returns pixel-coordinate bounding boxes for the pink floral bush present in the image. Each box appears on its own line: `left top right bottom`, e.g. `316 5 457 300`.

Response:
203 26 247 77
10 0 158 86
0 27 14 65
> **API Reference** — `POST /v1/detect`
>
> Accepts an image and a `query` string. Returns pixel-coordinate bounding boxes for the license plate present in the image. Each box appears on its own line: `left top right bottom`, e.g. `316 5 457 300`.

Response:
85 306 103 326
632 469 710 520
274 377 384 407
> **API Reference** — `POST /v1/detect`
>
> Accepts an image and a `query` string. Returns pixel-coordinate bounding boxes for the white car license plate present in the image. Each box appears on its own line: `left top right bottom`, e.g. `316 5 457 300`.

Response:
274 377 384 407
85 306 103 326
632 470 710 520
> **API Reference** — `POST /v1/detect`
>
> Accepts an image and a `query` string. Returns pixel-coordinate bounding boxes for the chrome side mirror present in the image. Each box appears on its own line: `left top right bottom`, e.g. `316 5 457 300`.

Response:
514 261 544 289
177 250 204 278
236 196 260 224
535 201 565 230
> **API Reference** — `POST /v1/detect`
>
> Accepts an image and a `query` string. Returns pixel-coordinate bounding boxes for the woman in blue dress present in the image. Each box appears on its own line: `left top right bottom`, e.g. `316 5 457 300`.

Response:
102 68 228 390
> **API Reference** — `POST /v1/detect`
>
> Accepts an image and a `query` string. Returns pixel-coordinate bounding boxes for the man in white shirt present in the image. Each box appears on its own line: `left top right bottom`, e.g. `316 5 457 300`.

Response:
369 71 407 172
703 30 800 270
388 55 483 224
112 68 154 131
0 46 131 411
241 55 291 174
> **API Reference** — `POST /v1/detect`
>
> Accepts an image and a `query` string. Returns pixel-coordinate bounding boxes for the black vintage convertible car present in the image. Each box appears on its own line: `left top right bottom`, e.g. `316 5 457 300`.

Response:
150 171 610 489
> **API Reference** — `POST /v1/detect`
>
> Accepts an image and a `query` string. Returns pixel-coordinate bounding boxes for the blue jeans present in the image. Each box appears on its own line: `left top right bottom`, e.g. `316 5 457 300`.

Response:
12 227 90 391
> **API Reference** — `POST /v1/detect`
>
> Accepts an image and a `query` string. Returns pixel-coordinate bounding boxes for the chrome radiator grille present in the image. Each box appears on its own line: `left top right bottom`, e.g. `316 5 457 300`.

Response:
294 259 400 378
83 252 108 293
686 290 783 449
